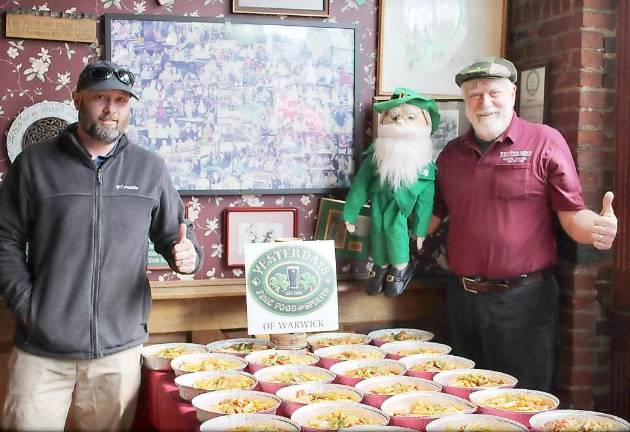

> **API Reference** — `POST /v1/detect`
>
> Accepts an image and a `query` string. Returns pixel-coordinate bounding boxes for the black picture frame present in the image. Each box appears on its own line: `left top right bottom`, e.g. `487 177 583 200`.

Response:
105 14 359 195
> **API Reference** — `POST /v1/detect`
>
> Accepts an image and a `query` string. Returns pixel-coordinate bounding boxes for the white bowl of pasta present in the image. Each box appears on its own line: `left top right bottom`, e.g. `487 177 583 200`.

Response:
368 328 434 347
380 391 477 431
170 352 248 376
528 409 630 431
206 338 275 357
329 358 406 386
433 368 517 399
291 401 389 432
425 413 528 432
355 375 441 408
380 341 452 360
199 413 300 432
469 388 559 427
275 383 363 417
400 354 475 380
245 349 319 373
141 343 208 371
191 389 281 422
314 344 386 369
306 332 372 351
174 370 257 401
253 364 336 394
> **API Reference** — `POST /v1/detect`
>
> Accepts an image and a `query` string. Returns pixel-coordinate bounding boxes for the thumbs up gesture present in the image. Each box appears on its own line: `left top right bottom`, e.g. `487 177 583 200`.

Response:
172 223 197 273
592 191 617 250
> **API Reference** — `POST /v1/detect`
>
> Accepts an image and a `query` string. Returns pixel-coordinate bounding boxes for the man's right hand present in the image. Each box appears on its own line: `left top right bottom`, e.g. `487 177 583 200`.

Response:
345 221 356 233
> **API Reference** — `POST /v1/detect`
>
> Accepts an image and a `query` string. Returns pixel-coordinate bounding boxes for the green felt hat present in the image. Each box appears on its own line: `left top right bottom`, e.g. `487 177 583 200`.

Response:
455 56 517 87
374 87 440 134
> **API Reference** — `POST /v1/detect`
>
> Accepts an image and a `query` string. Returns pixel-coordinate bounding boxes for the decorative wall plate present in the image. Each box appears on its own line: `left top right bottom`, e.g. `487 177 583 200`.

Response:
6 100 77 163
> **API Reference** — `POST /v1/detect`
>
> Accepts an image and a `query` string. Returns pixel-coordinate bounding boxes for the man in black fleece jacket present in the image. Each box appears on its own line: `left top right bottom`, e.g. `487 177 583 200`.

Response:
0 60 203 431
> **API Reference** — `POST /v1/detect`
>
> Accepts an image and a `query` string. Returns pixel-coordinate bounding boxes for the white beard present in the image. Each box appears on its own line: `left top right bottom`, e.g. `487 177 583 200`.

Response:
373 123 433 190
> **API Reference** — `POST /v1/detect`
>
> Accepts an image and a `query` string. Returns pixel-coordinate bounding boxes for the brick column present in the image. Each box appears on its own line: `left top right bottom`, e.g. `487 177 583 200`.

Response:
508 0 617 411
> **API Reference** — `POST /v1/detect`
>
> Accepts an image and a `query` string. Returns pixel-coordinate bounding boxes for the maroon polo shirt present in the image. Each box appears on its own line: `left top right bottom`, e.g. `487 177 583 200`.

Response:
435 113 585 279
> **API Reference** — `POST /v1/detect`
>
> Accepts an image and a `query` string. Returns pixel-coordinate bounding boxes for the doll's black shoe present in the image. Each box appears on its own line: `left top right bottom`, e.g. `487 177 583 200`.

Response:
366 266 388 295
383 262 416 297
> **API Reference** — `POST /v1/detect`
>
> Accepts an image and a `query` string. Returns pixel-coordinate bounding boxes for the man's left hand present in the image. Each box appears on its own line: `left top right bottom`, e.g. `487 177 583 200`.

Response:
172 223 197 273
592 191 617 250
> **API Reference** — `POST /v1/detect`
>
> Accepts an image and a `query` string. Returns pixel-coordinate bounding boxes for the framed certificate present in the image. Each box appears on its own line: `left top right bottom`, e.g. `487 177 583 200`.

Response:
517 63 549 124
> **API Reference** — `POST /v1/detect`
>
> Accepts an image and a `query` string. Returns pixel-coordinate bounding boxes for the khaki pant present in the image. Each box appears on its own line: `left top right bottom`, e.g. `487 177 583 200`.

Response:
2 345 142 432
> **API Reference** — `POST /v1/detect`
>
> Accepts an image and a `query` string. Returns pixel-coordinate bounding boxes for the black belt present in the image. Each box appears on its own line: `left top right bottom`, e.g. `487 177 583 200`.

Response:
461 270 546 294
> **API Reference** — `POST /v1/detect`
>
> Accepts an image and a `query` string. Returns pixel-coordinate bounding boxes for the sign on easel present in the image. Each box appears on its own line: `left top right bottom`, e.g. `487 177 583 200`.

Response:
244 240 338 335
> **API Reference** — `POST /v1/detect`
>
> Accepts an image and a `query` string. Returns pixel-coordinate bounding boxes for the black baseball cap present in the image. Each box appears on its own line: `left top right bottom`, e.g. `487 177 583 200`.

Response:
76 60 139 99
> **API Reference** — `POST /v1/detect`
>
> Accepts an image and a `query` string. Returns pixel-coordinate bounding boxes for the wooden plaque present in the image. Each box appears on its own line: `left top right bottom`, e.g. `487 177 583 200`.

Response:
6 13 97 44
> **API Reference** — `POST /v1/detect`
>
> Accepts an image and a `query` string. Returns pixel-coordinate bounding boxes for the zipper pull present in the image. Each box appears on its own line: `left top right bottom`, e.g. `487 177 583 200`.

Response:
97 169 102 185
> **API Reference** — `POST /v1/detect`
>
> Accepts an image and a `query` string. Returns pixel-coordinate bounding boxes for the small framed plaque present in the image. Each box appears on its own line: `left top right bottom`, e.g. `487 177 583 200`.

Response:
517 63 549 124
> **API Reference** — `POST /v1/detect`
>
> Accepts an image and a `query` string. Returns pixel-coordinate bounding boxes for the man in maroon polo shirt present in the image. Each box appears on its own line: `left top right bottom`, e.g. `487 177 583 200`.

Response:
429 57 617 392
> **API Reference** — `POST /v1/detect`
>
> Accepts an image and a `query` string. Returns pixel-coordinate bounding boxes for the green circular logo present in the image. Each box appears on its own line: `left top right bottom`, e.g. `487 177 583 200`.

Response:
247 244 336 316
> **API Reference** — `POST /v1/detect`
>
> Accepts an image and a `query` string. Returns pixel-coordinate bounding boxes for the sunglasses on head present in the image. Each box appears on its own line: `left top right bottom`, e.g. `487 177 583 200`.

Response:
89 66 135 87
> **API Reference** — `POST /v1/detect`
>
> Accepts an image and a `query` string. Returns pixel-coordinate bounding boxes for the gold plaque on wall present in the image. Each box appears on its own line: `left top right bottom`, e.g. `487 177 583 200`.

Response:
6 11 97 44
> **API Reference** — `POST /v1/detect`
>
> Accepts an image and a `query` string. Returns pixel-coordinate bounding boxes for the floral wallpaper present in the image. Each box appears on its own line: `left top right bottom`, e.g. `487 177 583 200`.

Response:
0 0 445 282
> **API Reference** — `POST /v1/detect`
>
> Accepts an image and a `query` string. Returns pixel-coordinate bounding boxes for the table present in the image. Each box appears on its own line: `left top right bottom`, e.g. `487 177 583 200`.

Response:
133 368 199 432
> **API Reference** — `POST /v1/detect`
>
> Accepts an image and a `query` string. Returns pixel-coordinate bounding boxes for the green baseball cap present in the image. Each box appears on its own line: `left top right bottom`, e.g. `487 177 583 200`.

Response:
374 87 440 134
455 57 517 87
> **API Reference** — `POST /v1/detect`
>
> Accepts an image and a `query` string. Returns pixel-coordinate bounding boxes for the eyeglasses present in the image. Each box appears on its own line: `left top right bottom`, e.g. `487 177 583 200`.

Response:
89 66 135 87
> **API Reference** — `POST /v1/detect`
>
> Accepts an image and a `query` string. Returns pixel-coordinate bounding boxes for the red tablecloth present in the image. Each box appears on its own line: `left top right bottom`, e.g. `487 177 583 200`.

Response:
133 368 199 432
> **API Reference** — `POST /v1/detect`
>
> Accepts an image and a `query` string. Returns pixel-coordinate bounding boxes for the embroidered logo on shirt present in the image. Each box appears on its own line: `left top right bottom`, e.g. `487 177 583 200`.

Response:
499 150 532 164
116 184 139 191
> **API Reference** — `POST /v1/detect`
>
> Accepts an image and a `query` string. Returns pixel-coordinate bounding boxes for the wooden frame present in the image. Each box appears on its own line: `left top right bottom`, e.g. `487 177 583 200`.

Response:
314 198 370 260
377 0 508 98
223 207 298 267
517 63 549 124
105 14 358 195
232 0 330 17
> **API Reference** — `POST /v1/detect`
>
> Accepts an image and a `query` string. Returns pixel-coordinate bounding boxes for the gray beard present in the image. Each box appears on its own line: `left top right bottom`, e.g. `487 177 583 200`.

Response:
373 124 433 190
84 123 123 143
79 109 125 144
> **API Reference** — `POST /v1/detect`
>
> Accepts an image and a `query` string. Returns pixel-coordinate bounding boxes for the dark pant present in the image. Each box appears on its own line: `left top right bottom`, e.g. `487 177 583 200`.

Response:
444 272 559 392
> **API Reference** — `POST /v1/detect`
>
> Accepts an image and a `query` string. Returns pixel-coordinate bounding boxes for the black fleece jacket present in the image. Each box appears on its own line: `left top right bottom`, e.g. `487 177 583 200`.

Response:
0 124 202 359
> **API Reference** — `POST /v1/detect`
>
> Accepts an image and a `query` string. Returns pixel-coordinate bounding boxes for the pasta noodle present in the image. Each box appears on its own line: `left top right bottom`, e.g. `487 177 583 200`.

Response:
292 389 358 403
543 416 618 432
328 350 381 360
345 366 398 379
306 411 379 429
452 373 509 388
267 371 328 385
312 336 366 348
154 346 193 358
260 353 314 366
192 375 254 390
214 397 275 414
393 400 463 416
368 381 427 395
216 343 268 354
482 393 555 412
179 357 241 372
411 359 461 372
380 330 425 342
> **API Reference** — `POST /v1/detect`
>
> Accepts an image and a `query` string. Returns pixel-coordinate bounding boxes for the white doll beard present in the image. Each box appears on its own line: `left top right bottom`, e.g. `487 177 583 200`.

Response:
373 123 433 190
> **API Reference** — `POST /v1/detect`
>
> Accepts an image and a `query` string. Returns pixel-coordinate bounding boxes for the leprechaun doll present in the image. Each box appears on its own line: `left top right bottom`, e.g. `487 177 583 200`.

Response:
343 88 440 297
